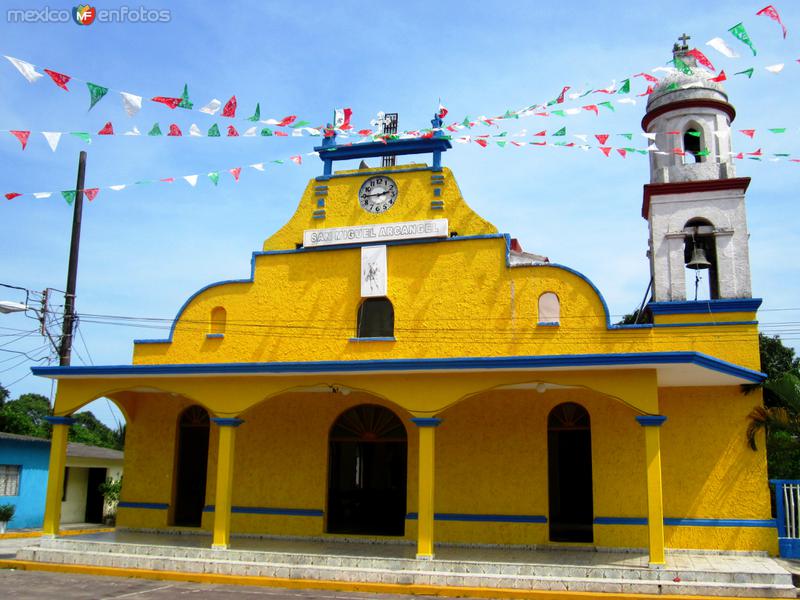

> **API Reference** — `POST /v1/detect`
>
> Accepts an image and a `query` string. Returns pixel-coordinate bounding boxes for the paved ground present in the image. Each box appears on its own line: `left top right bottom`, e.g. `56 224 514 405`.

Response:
0 569 445 600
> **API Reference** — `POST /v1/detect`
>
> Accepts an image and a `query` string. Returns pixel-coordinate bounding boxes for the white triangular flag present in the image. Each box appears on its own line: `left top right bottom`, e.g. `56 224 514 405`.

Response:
291 129 304 137
109 184 126 191
765 63 785 74
243 126 257 137
120 92 142 117
512 129 527 137
564 108 581 115
573 134 588 142
124 126 141 136
306 151 320 157
199 99 221 115
5 56 43 83
652 66 676 74
41 131 62 152
642 132 657 140
262 118 280 125
706 37 739 59
647 143 659 151
189 124 202 137
579 145 590 152
183 175 198 187
618 98 636 105
33 192 52 199
250 163 265 171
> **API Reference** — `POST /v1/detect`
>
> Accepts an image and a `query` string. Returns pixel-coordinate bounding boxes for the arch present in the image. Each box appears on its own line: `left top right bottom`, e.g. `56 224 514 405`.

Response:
538 292 561 325
548 402 593 543
326 403 407 535
172 404 210 526
682 124 705 163
209 306 226 334
356 297 394 338
683 217 719 300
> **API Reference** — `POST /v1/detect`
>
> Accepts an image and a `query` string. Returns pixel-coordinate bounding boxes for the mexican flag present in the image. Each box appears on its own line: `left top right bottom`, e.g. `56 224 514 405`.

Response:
334 108 352 130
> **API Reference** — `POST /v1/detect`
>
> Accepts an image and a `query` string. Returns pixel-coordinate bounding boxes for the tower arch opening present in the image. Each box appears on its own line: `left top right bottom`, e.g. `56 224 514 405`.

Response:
683 217 719 300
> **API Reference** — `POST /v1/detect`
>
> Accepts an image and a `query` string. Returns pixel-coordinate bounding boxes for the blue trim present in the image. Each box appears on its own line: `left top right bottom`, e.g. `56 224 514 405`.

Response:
313 185 328 191
203 505 322 517
664 518 776 528
654 321 758 328
211 418 244 427
316 166 436 182
313 138 451 163
411 417 442 427
349 337 396 342
316 199 325 208
205 333 224 339
779 538 800 558
636 415 667 427
770 480 800 539
431 205 444 211
433 188 441 197
405 512 546 523
537 322 560 327
118 501 169 510
260 234 507 256
44 416 75 425
31 351 767 383
594 517 648 525
648 299 762 315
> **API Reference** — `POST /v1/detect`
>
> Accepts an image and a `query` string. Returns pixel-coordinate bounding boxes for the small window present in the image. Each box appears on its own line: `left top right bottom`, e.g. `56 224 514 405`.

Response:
357 298 394 338
209 306 226 335
538 292 560 325
0 465 21 496
683 128 703 163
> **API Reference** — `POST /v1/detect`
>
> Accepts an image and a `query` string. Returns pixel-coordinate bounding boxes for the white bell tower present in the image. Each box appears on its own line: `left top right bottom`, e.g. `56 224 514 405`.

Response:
642 35 752 302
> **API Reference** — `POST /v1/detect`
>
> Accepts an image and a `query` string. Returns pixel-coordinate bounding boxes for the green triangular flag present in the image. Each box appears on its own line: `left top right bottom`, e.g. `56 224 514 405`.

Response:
208 123 221 137
554 142 568 146
769 128 786 134
86 82 109 110
260 127 273 136
61 190 76 205
546 99 556 107
134 180 153 185
271 159 284 164
208 172 219 186
686 130 702 137
774 153 790 157
291 120 311 128
623 147 636 153
598 101 615 112
550 109 565 117
178 84 193 109
69 132 91 143
666 83 679 90
748 156 762 161
503 109 518 119
462 116 472 127
617 79 631 94
148 123 162 136
496 141 506 148
728 22 757 56
579 89 593 98
735 68 754 79
619 133 633 140
553 127 566 137
636 149 648 155
247 103 260 122
673 56 693 75
497 131 508 137
696 149 710 157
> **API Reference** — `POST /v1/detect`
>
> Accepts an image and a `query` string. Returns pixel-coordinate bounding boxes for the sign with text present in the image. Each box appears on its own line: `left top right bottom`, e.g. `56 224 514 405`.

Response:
303 219 449 248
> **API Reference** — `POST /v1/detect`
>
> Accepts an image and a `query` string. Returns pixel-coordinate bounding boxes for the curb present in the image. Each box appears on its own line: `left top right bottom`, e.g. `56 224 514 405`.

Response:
0 528 113 540
0 558 752 600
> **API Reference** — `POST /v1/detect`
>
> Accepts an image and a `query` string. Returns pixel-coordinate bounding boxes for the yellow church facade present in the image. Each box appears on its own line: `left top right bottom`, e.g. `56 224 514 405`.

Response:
34 50 776 565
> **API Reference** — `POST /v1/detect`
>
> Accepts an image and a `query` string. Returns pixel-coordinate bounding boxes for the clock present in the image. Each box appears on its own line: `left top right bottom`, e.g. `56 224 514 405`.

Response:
358 176 398 214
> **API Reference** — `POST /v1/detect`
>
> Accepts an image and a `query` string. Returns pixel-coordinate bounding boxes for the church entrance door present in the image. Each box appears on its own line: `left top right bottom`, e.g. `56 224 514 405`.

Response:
173 405 210 527
326 404 407 536
548 402 594 543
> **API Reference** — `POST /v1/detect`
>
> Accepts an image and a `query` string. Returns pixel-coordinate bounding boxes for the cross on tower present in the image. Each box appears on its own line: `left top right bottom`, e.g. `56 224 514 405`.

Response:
678 33 691 49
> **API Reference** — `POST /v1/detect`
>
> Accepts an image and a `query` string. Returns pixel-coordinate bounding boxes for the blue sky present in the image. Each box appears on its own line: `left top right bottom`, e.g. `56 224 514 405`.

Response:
1 1 799 428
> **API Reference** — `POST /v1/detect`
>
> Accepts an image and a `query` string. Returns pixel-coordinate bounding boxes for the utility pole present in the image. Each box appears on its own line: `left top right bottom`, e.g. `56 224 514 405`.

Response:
59 151 86 367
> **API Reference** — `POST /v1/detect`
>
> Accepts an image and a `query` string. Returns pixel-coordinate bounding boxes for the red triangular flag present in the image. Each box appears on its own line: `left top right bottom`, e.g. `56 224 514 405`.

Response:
274 131 288 137
734 153 744 160
277 115 297 127
230 167 241 181
5 192 21 200
44 69 71 91
687 49 715 71
757 5 788 39
168 124 182 136
583 105 599 116
595 134 609 145
160 178 174 183
222 96 237 118
98 122 114 135
534 130 547 136
599 147 612 157
474 139 488 148
637 85 655 97
84 188 99 201
748 148 763 156
357 129 372 136
710 70 727 83
673 148 686 156
666 131 681 135
290 155 302 165
617 148 627 158
151 96 183 109
635 72 659 83
10 130 30 150
532 141 547 146
740 129 756 138
227 125 239 137
556 86 570 103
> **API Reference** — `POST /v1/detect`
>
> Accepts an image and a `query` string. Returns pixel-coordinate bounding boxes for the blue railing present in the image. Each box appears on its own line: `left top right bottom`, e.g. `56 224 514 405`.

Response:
771 479 800 558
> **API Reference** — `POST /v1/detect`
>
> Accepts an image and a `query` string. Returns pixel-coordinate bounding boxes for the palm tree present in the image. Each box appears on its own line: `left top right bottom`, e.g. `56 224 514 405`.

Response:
746 370 800 479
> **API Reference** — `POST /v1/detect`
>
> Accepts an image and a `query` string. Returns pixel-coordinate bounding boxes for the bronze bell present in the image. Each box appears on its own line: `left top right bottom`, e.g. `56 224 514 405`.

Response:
686 246 712 270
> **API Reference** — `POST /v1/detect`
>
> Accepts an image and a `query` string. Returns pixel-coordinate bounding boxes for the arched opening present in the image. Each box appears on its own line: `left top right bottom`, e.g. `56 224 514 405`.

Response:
356 298 394 338
209 306 226 334
683 127 704 163
326 404 407 535
538 292 561 325
683 217 719 300
173 405 210 526
548 402 593 543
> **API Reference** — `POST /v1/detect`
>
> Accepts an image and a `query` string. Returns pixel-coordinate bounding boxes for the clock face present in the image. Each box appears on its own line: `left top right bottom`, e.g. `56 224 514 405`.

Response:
358 176 398 214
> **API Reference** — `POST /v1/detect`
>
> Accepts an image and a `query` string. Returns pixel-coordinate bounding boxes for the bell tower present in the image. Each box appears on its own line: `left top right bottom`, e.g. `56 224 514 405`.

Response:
642 34 753 302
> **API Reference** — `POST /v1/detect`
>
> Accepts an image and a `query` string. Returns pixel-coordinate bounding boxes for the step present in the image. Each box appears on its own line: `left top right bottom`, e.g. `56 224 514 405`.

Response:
16 543 797 598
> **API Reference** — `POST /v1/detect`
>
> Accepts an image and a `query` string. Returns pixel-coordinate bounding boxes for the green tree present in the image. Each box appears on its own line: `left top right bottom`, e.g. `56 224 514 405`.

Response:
0 383 9 408
71 411 123 450
0 393 52 437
